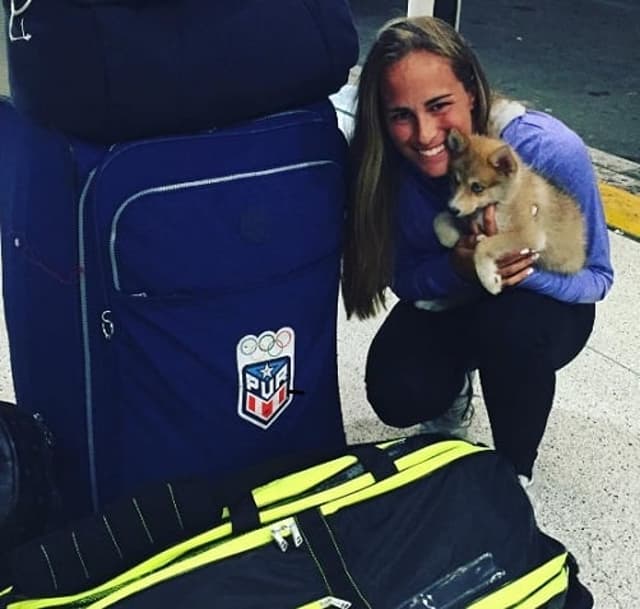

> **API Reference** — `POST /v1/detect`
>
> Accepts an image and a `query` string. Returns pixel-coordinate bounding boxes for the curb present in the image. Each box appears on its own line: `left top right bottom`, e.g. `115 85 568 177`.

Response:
588 149 640 240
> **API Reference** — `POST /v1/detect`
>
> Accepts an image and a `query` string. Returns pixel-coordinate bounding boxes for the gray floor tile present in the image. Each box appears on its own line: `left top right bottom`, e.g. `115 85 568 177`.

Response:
589 232 640 375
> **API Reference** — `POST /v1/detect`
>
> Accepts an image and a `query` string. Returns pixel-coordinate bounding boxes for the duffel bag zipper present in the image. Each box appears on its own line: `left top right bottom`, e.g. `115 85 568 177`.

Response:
84 517 305 609
271 520 304 552
297 597 352 609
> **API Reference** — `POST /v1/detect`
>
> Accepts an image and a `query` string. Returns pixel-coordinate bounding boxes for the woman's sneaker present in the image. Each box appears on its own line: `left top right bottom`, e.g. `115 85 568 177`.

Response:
517 474 534 490
518 474 538 512
420 370 475 439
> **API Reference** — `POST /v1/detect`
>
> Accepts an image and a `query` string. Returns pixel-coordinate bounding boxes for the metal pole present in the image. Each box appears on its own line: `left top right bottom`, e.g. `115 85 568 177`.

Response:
407 0 436 17
407 0 462 31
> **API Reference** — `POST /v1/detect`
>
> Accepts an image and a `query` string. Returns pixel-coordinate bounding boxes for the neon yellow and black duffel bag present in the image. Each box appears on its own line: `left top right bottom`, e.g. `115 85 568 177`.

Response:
0 436 593 609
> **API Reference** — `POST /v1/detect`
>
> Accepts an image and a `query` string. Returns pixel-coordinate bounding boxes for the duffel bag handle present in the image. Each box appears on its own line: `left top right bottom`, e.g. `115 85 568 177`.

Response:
222 443 401 536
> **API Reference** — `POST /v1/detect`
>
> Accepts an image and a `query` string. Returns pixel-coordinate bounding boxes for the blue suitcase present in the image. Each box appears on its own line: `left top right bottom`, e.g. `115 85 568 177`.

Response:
3 0 358 142
0 98 348 517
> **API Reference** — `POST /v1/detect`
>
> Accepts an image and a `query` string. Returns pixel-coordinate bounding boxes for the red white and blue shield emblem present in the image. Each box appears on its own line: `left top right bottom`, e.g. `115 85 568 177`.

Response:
236 327 295 429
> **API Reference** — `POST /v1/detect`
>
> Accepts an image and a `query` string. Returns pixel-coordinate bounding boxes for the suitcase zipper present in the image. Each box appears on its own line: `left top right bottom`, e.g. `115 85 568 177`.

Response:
100 311 114 340
78 167 101 510
108 159 338 294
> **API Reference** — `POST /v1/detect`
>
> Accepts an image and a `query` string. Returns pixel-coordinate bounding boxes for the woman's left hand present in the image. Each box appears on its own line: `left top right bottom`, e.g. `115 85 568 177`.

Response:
481 204 539 288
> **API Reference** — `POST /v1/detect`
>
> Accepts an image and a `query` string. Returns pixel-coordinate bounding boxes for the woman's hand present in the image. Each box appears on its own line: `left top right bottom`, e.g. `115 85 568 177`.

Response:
451 204 538 286
483 204 539 288
495 249 539 288
450 229 482 282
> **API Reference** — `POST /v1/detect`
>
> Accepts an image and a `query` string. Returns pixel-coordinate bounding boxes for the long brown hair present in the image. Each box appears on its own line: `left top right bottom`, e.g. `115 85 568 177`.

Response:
342 16 492 319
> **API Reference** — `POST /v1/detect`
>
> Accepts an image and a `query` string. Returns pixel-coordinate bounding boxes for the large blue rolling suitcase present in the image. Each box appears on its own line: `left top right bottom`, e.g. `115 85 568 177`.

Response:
0 98 348 518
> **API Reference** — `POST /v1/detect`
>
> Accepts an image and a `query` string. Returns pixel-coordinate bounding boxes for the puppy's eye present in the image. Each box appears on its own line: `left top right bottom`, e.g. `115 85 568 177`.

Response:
470 182 484 194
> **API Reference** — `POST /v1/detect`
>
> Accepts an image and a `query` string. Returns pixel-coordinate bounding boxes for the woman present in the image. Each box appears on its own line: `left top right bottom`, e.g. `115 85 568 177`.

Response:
342 16 613 486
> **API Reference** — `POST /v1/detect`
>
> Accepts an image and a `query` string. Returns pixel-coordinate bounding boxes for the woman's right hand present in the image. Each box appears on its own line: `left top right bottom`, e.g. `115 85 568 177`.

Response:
451 204 538 286
450 231 482 282
450 204 497 283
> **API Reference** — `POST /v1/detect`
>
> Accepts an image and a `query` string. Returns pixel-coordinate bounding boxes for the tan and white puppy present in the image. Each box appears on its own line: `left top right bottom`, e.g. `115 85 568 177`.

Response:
433 129 586 295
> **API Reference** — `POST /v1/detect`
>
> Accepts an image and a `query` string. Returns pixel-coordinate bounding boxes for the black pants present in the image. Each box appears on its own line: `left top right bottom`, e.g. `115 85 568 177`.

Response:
365 290 595 478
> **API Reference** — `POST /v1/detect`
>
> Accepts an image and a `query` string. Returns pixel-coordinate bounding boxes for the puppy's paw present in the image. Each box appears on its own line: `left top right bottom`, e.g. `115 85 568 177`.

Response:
476 258 503 295
433 212 461 248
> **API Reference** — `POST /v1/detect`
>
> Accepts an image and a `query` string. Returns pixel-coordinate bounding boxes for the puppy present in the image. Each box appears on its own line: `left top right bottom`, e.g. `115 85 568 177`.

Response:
433 129 586 295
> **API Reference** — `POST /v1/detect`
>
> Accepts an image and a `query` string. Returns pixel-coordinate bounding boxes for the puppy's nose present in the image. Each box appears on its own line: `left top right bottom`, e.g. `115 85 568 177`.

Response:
449 206 462 217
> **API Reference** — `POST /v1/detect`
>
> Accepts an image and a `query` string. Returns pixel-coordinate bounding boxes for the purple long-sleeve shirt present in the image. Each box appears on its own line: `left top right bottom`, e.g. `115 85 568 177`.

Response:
391 110 614 305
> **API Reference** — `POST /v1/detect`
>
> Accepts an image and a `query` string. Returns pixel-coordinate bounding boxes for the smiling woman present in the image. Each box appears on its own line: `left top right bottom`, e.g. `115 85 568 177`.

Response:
381 50 475 178
341 16 612 501
342 16 491 318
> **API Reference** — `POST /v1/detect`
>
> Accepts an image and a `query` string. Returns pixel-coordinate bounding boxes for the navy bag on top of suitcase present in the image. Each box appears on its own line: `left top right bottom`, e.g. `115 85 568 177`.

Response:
3 0 359 142
0 98 348 517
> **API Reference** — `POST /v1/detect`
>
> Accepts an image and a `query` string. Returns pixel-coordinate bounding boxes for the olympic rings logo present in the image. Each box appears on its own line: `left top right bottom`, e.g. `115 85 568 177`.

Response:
239 328 293 360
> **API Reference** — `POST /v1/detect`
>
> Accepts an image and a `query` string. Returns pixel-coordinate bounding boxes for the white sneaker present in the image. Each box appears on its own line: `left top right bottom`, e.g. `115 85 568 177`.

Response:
518 474 538 512
420 371 475 439
518 474 534 489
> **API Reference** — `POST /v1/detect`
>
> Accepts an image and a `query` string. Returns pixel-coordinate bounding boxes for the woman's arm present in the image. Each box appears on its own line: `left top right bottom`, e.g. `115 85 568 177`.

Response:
506 114 614 303
390 173 474 301
392 244 470 301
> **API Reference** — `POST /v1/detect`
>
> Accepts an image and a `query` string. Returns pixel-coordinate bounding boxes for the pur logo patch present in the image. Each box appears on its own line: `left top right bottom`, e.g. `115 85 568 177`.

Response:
236 327 295 429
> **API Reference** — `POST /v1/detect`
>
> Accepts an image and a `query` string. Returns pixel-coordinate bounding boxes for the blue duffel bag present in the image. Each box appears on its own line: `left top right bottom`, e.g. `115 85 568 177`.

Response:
3 0 359 142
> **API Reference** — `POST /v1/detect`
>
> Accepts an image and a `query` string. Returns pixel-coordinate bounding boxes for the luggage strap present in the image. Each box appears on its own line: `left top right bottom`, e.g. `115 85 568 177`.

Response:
297 509 371 609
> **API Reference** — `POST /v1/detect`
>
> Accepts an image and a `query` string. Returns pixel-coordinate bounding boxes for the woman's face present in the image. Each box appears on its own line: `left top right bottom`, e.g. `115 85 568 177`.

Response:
381 50 475 178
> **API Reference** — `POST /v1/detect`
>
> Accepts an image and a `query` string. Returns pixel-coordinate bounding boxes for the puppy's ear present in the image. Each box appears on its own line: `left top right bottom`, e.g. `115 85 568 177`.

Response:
488 144 518 175
446 128 468 156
